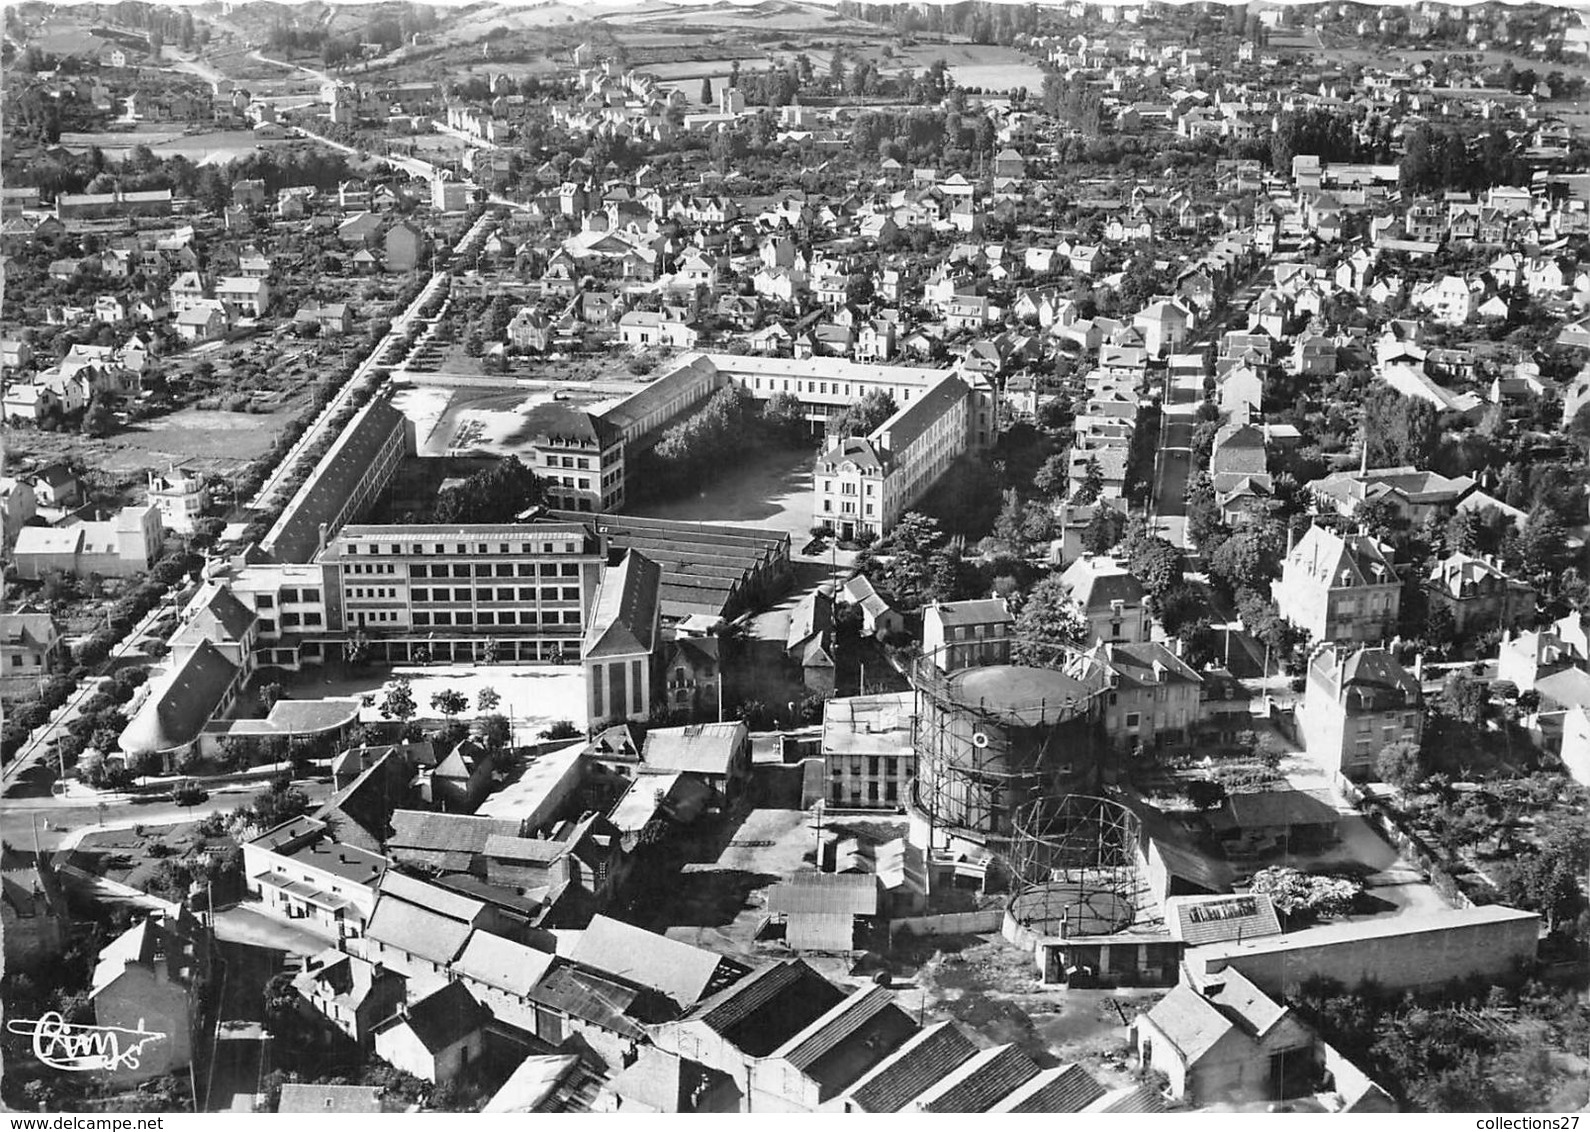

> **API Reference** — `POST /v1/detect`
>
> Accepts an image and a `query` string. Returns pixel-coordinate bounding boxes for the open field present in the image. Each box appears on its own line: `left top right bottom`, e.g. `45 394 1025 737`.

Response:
3 401 306 491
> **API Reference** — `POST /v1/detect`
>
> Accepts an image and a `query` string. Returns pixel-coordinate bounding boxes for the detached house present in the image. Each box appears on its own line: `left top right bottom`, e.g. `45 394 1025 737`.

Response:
1272 525 1400 645
1299 645 1423 779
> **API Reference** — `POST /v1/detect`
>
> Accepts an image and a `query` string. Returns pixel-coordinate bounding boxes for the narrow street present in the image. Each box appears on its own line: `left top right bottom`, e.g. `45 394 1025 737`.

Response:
203 939 282 1113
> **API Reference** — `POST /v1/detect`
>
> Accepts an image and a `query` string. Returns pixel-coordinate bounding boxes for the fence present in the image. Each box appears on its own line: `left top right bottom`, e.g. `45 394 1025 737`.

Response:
888 909 1002 942
1333 773 1476 910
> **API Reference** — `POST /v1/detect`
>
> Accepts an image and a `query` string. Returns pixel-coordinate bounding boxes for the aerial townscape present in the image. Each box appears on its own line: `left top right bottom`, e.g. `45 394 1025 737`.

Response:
4 0 1590 1117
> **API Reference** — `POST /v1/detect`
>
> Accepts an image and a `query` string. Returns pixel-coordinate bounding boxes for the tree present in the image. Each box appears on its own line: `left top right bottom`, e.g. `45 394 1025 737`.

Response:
1185 779 1228 812
476 687 501 714
1376 737 1426 791
1011 573 1088 662
829 389 897 439
250 778 310 829
1032 452 1070 499
430 689 468 720
1070 456 1104 506
378 677 416 724
762 391 806 442
81 400 116 438
478 712 511 750
541 720 582 741
1129 534 1184 597
700 76 714 104
1441 671 1488 726
259 682 286 713
1082 506 1125 556
1250 866 1361 922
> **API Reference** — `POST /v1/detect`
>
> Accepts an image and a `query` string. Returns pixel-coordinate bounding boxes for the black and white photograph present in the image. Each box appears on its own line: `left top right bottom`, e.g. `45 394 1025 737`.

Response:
1 0 1587 1116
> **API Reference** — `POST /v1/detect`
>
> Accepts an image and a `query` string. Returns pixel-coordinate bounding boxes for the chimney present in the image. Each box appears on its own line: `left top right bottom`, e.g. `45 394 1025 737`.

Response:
1336 647 1347 692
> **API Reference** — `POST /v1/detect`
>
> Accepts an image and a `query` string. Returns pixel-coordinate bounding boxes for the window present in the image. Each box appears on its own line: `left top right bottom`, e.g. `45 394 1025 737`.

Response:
411 565 428 579
412 589 429 601
1125 712 1141 729
281 588 299 603
303 613 322 627
562 587 579 601
302 589 320 603
281 613 301 628
454 588 471 602
255 595 274 609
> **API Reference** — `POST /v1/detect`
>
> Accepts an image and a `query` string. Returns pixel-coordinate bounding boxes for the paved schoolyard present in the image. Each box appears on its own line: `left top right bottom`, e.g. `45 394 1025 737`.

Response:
631 444 817 546
295 663 588 740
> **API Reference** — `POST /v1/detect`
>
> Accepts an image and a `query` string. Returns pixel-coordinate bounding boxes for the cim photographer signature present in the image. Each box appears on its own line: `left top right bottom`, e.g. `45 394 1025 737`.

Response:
7 1014 167 1073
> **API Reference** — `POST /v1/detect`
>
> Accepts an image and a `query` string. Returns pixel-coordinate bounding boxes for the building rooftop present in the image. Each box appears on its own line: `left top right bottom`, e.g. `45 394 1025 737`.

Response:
641 721 747 777
1187 904 1539 966
841 1020 978 1112
582 550 661 659
566 914 743 1009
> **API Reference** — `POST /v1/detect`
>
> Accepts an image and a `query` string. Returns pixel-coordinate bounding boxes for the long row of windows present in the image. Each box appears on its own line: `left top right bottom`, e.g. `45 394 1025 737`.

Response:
412 610 580 627
408 586 580 603
345 541 579 556
410 563 580 579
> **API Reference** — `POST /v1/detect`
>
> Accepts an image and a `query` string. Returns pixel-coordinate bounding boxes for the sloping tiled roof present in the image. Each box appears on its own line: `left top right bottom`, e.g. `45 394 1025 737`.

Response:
1142 984 1237 1064
453 930 556 997
389 810 518 857
118 640 237 754
843 1020 978 1112
278 1084 386 1114
912 1043 1041 1112
376 981 486 1052
1165 893 1282 946
568 914 742 1009
582 550 661 659
991 1063 1106 1113
367 898 472 966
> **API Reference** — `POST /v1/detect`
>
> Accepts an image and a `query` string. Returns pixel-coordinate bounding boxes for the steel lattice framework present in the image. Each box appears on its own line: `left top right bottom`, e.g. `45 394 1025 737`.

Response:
1006 794 1146 938
909 641 1107 849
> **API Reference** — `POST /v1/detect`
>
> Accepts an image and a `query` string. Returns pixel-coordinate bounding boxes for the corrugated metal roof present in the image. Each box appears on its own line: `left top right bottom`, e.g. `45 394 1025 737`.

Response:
786 912 858 952
529 962 645 1039
767 872 879 916
845 1020 979 1113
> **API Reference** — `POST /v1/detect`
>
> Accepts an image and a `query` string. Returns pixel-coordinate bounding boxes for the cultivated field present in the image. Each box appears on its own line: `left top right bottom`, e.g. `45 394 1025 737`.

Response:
885 43 1047 92
58 127 293 165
